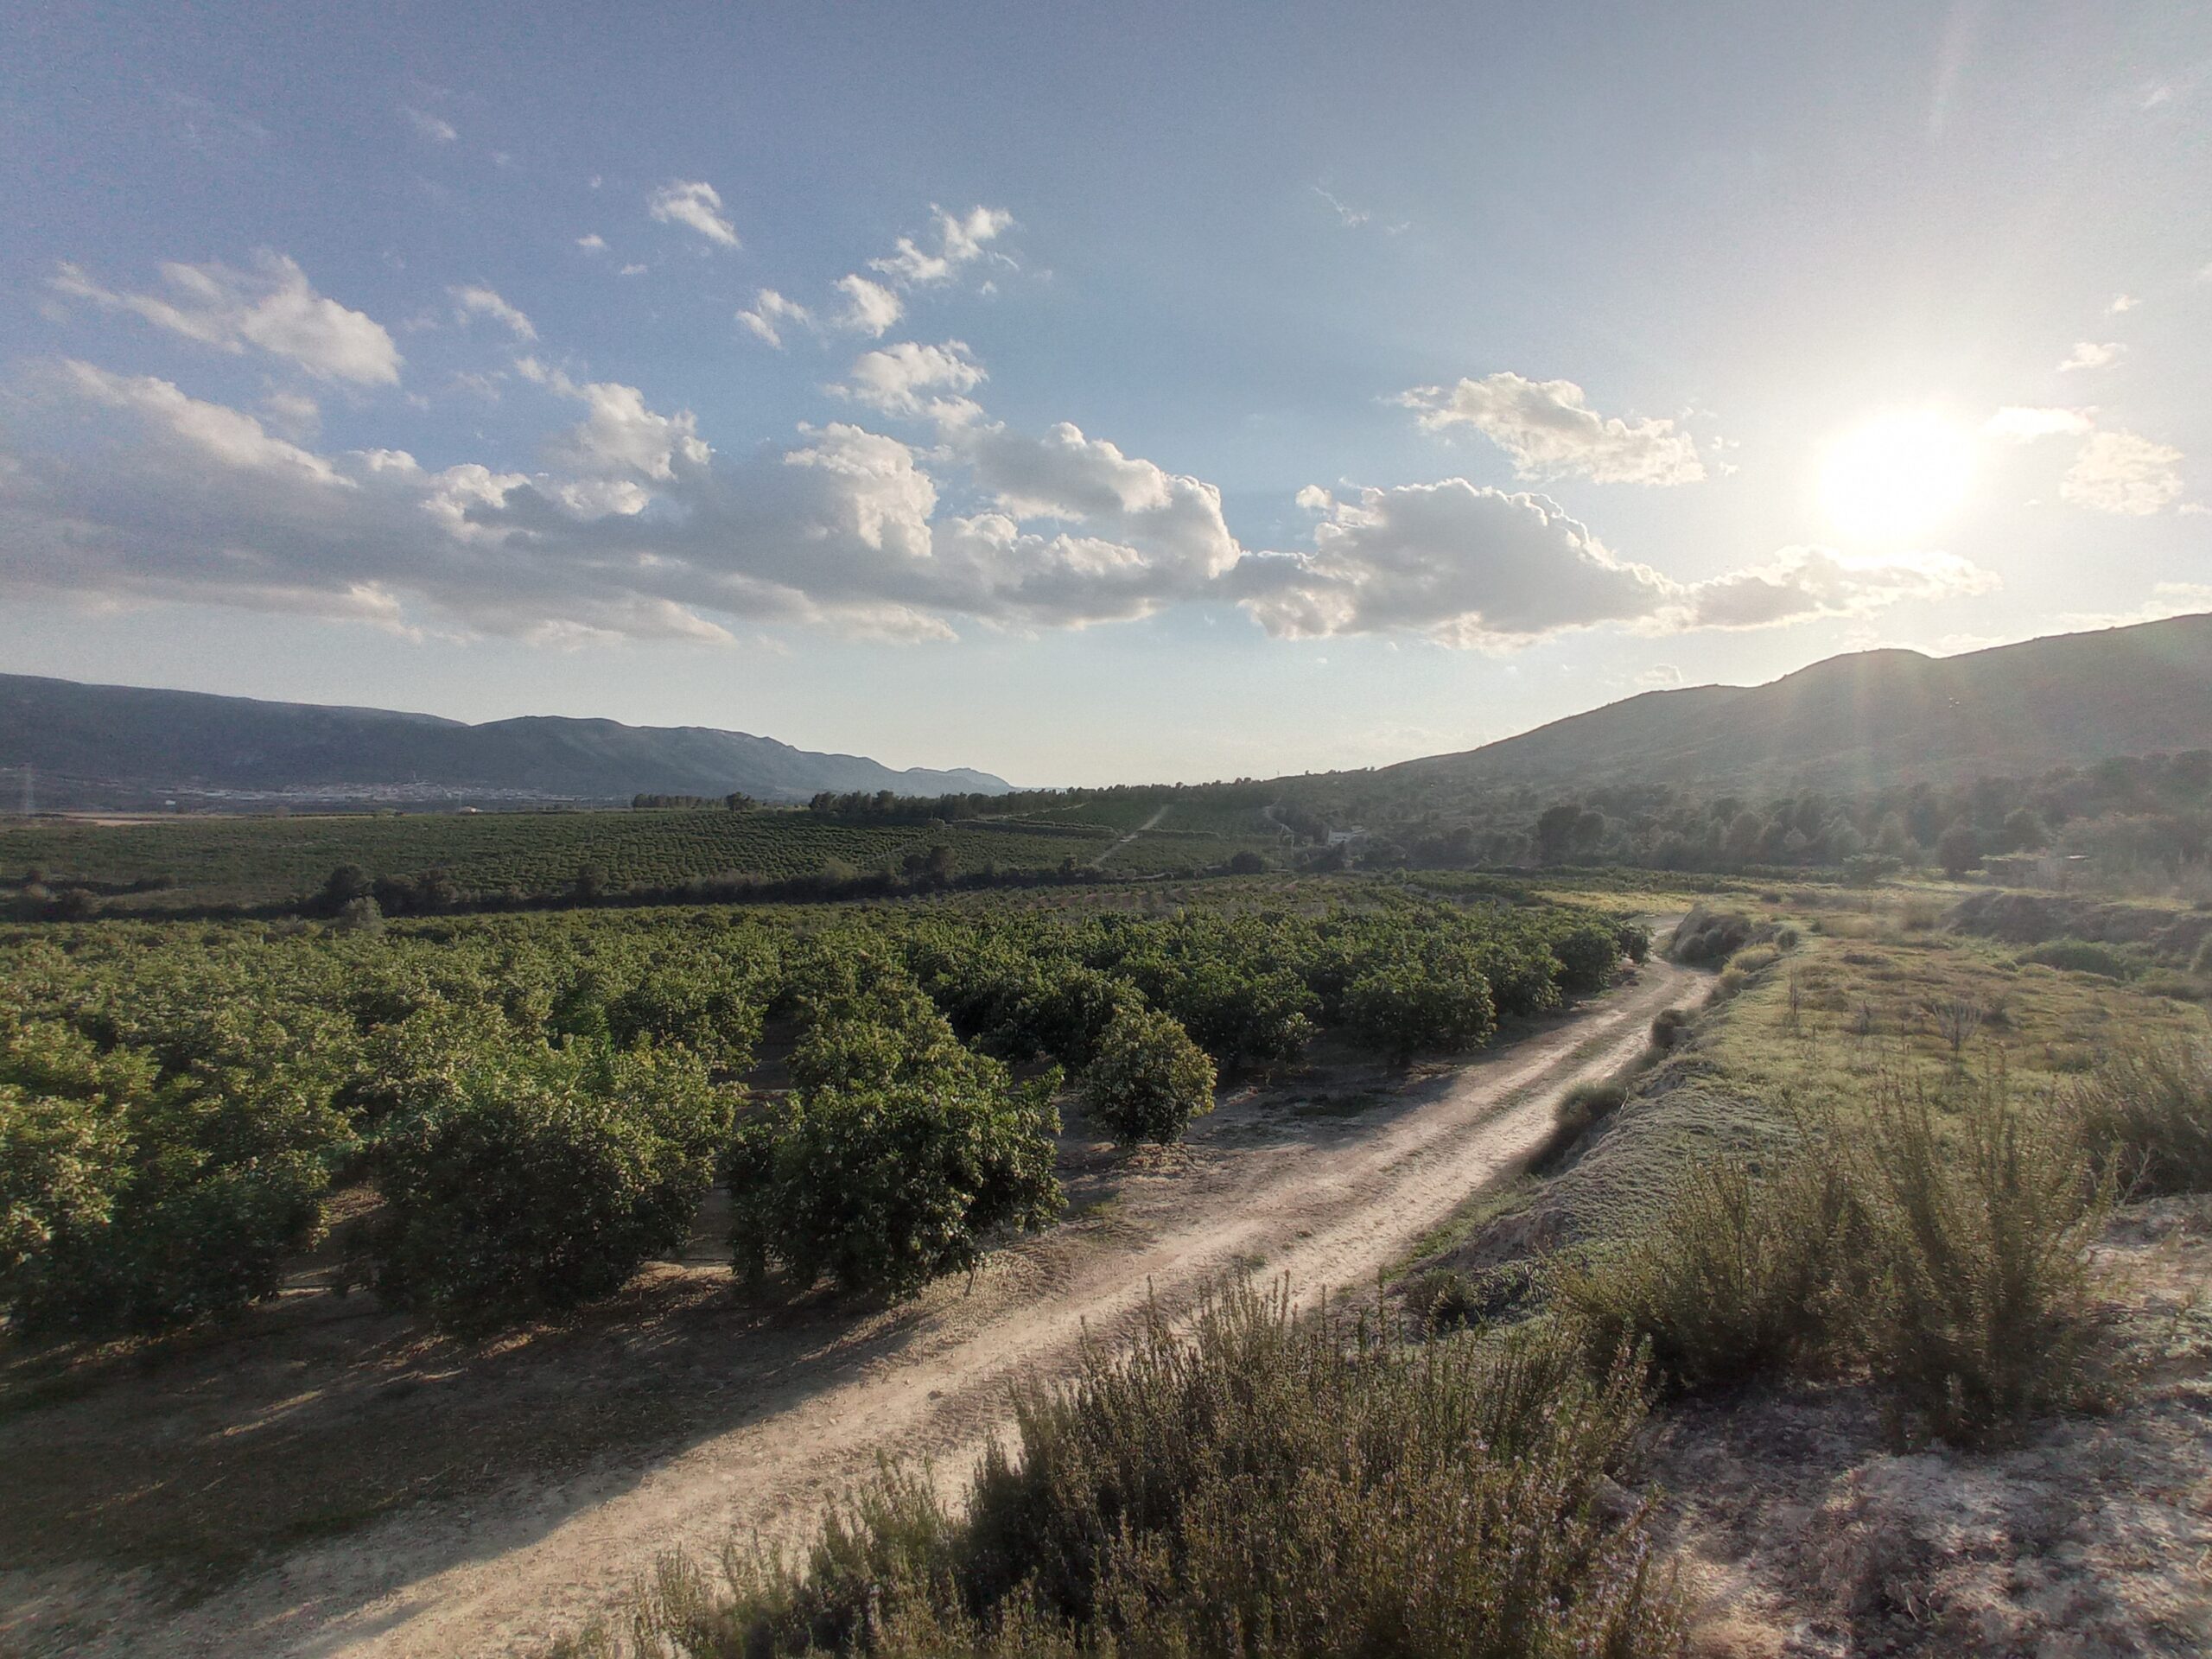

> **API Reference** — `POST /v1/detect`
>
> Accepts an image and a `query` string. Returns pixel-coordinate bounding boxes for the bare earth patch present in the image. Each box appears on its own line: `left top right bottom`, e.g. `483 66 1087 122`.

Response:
1658 1196 2212 1658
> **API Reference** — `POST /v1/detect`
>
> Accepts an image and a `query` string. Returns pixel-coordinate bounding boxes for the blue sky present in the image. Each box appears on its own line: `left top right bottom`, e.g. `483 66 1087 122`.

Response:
2 2 2207 784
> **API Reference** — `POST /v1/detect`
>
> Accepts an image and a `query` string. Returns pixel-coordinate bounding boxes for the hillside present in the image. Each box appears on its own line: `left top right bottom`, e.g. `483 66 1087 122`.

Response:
0 675 1012 808
1387 613 2212 793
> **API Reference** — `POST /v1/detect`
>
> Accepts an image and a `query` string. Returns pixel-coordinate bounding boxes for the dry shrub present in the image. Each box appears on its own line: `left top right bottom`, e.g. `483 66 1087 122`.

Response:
1708 945 1781 1006
1669 906 1758 968
1557 1152 1853 1392
608 1281 1683 1658
1853 1077 2113 1446
1531 1079 1630 1173
1560 1076 2116 1446
2067 1039 2212 1196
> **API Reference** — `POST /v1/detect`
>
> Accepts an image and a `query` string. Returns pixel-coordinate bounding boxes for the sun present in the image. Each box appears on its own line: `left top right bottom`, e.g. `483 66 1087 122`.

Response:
1818 411 1975 543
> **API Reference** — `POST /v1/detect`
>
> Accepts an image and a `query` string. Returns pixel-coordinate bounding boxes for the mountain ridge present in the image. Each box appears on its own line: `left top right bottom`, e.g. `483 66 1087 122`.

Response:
1382 613 2212 793
0 674 1013 807
9 612 2211 811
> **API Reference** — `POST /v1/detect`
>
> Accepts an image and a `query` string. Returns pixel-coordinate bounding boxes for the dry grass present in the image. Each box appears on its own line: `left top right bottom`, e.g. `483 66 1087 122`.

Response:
2069 1038 2212 1196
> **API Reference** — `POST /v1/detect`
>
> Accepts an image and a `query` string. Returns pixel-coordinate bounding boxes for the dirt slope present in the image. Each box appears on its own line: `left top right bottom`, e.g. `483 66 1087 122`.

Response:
54 954 1690 1658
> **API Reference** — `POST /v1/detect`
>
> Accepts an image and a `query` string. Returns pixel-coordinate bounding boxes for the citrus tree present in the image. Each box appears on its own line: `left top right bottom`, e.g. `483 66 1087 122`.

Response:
1081 1005 1217 1144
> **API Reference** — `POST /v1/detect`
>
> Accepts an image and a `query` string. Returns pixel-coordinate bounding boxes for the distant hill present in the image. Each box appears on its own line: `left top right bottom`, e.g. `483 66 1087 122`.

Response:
0 676 1012 809
1385 613 2212 794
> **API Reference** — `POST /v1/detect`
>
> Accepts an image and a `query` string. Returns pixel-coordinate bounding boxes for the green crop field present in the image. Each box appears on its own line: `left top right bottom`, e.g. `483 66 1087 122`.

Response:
0 802 1289 913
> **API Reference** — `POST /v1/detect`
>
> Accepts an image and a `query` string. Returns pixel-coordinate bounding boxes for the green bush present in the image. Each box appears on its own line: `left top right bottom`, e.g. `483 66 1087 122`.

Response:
1548 918 1628 992
1142 957 1316 1072
1614 920 1652 964
2021 938 2139 981
0 1013 349 1333
606 958 766 1077
0 1084 130 1321
1008 964 1134 1072
368 1040 734 1322
614 1282 1681 1658
1080 1006 1217 1144
1344 950 1497 1061
727 1070 1063 1299
2068 1039 2212 1194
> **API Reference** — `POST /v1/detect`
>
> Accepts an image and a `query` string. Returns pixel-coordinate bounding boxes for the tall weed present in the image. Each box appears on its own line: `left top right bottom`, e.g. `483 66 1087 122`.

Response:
1560 1072 2116 1446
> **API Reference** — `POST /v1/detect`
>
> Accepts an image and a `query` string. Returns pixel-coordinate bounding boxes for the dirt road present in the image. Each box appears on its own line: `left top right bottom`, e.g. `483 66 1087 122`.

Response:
93 950 1689 1658
1087 803 1170 868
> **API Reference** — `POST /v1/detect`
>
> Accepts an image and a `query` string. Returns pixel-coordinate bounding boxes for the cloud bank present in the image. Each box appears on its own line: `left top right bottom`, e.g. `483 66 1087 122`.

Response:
1231 481 1990 647
3 345 1993 654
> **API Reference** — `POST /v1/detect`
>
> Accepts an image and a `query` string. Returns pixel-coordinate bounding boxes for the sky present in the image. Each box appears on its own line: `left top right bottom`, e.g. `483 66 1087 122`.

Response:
1 2 2207 786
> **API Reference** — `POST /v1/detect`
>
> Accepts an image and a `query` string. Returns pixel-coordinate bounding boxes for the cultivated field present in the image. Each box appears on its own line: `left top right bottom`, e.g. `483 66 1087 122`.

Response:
4 828 2210 1657
0 800 1284 914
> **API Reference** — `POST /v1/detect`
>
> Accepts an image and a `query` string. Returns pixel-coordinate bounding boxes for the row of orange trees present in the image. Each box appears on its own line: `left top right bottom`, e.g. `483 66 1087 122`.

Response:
0 897 1643 1334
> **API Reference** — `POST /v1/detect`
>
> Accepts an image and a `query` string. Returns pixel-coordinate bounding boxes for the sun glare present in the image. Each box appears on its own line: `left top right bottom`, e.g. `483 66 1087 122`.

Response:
1818 412 1974 543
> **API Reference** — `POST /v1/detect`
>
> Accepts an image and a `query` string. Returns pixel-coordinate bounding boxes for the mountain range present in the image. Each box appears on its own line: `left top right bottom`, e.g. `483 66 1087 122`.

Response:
1383 613 2212 794
7 613 2210 811
0 676 1011 808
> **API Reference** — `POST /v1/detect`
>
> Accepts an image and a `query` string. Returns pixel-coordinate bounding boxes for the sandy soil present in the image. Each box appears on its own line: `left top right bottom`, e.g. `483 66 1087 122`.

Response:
0 956 1690 1659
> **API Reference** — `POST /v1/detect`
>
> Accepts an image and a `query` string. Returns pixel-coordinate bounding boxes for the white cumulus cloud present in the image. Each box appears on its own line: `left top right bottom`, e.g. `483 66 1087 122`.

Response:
260 388 321 441
1984 406 2094 441
516 358 709 483
449 284 537 341
1681 547 1999 631
59 360 350 486
2061 430 2185 514
833 274 903 337
839 340 985 417
1228 480 1991 647
870 205 1014 285
648 180 739 247
2057 340 2122 372
1400 372 1706 486
737 289 814 348
52 253 402 385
